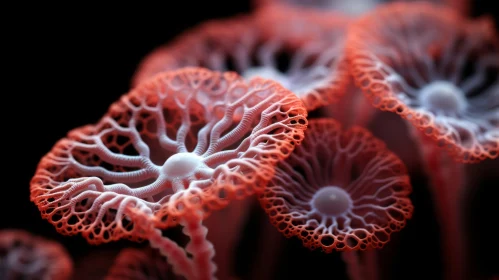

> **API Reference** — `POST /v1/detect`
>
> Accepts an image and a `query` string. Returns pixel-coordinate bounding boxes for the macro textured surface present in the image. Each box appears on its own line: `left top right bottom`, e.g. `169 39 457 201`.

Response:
259 119 413 252
133 9 349 111
30 67 308 244
347 2 499 162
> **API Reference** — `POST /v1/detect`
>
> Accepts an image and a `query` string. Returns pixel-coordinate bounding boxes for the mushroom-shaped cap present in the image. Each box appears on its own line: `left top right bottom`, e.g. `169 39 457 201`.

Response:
259 118 413 252
106 248 171 280
0 230 73 280
132 11 350 111
347 2 499 163
30 67 307 244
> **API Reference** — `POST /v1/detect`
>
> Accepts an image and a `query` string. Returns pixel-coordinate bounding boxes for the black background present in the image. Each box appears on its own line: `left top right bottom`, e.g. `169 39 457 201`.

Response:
5 1 499 279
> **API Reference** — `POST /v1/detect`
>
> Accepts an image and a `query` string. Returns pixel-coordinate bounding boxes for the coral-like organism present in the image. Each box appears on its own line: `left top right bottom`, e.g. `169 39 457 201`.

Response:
347 2 498 163
132 10 349 111
347 3 498 279
0 229 73 280
259 118 413 253
31 67 306 241
30 67 307 279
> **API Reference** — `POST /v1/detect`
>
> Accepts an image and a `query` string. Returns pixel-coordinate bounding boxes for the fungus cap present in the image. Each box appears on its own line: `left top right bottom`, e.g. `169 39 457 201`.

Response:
0 230 73 280
133 11 350 111
347 2 499 163
30 67 307 244
259 118 413 252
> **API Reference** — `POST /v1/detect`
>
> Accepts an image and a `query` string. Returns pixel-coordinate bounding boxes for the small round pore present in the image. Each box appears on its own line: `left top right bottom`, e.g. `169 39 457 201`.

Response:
419 81 467 114
311 186 352 216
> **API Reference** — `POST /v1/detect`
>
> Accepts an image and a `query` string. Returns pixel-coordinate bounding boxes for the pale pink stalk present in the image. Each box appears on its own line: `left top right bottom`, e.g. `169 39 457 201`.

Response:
147 229 195 279
182 215 217 280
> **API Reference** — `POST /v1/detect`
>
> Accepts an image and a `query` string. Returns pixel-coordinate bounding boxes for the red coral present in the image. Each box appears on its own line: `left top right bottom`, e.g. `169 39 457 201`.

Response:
347 2 499 163
30 67 307 245
259 118 413 252
133 9 349 111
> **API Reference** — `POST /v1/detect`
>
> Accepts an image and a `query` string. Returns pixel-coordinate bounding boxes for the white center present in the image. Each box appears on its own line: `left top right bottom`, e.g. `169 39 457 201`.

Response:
419 81 467 114
162 153 204 178
311 186 352 216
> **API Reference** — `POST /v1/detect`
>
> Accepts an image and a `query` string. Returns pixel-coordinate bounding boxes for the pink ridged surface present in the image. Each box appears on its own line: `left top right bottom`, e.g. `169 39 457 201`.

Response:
259 118 413 253
347 2 499 163
132 8 350 111
30 67 308 245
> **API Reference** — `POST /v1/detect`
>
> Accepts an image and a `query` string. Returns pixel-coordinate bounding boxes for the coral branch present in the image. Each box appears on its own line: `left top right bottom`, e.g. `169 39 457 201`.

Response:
182 215 217 280
147 229 195 279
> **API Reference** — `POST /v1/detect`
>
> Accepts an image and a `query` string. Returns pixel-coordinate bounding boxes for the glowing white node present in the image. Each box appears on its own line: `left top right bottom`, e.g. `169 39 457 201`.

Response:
162 153 205 178
419 81 467 114
311 186 352 216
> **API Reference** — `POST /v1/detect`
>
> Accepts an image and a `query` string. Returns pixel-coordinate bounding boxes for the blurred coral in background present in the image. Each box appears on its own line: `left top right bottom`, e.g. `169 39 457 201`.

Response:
0 230 73 280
